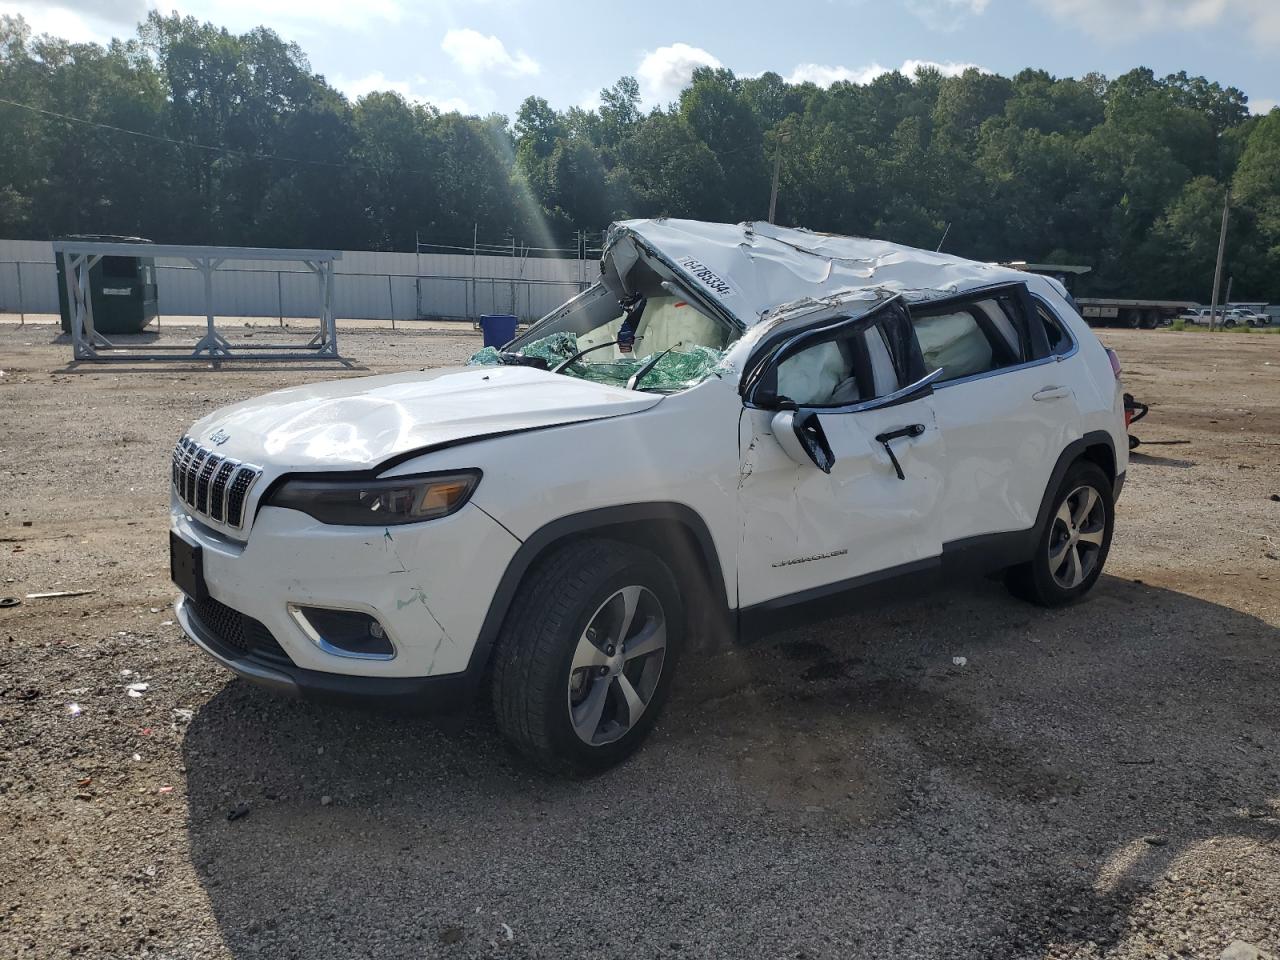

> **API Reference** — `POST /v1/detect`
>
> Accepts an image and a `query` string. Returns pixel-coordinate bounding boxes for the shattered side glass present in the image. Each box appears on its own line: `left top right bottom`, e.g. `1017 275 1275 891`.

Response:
468 332 724 392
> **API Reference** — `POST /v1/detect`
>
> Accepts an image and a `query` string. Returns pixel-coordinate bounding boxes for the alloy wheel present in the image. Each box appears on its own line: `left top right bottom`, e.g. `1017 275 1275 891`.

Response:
567 585 667 746
1047 484 1107 589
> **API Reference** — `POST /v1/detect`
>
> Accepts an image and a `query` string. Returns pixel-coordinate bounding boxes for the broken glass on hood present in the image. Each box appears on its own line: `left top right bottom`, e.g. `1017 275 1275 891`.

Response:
468 330 724 392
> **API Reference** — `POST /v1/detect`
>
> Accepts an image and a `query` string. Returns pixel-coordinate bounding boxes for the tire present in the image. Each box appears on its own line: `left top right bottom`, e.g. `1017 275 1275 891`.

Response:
490 538 684 775
1005 461 1115 607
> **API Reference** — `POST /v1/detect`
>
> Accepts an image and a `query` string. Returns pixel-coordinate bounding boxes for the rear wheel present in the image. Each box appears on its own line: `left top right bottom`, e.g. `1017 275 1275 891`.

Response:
490 539 683 774
1005 461 1114 606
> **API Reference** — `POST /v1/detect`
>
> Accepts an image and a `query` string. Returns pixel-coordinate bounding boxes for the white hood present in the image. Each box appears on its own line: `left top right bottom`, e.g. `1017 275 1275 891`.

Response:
187 365 661 470
615 219 1027 327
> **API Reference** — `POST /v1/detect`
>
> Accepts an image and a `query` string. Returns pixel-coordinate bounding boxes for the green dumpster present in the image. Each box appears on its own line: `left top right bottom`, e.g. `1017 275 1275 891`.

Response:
57 235 159 334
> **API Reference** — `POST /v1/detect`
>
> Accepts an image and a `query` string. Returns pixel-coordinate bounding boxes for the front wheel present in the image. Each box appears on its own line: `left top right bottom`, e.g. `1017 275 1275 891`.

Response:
1005 461 1115 606
490 539 683 774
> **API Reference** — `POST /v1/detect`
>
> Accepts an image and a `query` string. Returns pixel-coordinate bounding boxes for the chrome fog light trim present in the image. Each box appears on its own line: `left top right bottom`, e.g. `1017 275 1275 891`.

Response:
288 604 397 660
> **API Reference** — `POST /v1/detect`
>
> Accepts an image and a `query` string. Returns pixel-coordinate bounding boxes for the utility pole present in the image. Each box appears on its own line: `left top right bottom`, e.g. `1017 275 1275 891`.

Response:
768 141 782 224
1208 185 1231 332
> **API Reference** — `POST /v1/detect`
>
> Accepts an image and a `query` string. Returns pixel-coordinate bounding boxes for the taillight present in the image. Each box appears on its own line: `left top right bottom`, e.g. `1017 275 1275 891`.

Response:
1106 348 1122 380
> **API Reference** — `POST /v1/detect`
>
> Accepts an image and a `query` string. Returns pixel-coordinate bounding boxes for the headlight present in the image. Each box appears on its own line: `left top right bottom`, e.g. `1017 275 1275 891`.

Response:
265 470 480 526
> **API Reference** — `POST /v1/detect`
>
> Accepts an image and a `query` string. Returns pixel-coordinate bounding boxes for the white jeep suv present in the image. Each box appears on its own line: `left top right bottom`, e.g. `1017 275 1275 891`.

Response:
170 219 1127 773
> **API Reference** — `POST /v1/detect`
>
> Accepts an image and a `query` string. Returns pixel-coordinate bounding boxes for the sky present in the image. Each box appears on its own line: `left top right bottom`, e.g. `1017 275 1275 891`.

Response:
4 0 1278 117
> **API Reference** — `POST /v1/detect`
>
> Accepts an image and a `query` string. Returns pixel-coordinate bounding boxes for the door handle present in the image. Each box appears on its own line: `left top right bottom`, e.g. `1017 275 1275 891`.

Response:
873 424 925 480
1032 386 1070 402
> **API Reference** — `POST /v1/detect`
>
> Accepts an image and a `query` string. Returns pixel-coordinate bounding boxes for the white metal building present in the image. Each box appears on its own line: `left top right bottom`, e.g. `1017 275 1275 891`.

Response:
0 238 595 323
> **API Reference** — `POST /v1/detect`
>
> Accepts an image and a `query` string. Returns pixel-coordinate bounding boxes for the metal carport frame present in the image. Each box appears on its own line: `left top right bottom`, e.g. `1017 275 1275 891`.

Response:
51 240 346 365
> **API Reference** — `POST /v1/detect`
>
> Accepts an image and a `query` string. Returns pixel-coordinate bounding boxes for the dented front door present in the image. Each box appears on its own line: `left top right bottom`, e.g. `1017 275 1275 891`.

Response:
736 396 945 609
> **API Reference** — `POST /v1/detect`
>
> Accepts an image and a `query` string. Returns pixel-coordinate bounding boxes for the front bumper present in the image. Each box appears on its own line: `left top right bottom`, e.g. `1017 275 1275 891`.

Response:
171 495 521 696
176 594 479 707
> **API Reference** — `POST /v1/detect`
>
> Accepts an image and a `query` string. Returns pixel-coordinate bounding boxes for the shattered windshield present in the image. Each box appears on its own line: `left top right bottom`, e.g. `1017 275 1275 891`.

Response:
468 283 736 393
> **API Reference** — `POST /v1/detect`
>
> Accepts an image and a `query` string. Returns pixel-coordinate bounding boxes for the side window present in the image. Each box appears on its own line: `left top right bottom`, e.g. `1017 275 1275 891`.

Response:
765 310 920 408
909 291 1030 384
1036 303 1074 356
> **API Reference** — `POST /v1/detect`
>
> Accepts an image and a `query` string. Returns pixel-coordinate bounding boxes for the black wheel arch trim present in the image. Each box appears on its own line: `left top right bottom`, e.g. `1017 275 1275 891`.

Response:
1034 430 1118 532
467 501 729 681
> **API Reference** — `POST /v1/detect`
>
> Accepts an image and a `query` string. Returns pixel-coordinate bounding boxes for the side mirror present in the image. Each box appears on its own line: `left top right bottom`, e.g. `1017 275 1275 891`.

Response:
770 410 835 473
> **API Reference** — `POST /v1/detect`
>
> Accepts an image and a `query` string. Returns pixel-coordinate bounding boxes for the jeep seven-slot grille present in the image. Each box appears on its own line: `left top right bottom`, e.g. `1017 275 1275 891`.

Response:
172 437 262 530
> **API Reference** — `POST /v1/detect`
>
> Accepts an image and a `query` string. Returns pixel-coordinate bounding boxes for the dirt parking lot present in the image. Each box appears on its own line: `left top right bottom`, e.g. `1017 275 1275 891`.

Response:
1 323 1278 959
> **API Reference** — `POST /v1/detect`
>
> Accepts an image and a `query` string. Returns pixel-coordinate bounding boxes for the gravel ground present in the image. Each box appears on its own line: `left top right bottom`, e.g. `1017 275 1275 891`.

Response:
1 324 1278 960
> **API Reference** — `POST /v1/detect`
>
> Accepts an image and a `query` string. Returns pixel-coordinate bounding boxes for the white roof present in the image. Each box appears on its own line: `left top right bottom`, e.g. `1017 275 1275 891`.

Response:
615 218 1029 328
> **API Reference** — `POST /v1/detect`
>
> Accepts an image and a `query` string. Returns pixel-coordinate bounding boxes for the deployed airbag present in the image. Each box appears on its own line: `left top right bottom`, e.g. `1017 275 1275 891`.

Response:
912 311 992 380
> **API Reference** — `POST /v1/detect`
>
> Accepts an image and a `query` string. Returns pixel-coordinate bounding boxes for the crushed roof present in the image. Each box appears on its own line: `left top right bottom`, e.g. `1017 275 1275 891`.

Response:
615 218 1032 327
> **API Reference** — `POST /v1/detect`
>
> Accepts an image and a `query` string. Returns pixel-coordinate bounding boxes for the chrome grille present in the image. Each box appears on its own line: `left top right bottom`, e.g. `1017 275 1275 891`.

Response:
171 437 262 530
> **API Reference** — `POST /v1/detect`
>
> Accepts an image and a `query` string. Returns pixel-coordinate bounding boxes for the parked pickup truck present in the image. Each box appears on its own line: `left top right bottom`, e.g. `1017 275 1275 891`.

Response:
169 219 1128 773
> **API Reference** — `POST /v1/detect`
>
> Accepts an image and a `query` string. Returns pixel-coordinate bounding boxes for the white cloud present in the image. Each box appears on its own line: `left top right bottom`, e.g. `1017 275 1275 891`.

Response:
0 1 139 41
1251 97 1278 115
440 28 539 77
337 71 415 101
1033 0 1280 43
786 58 984 88
1 0 412 42
334 71 474 113
906 0 991 30
636 42 722 105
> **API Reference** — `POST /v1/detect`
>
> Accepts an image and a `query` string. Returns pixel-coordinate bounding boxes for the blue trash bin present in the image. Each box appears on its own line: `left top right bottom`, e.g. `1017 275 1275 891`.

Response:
480 314 518 348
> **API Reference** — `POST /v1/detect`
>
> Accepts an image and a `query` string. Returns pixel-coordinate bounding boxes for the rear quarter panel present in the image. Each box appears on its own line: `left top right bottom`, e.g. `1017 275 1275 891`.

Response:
1038 281 1129 479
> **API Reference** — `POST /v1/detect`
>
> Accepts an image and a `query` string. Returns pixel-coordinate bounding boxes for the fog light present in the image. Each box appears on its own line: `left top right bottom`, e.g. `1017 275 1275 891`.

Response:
289 605 395 659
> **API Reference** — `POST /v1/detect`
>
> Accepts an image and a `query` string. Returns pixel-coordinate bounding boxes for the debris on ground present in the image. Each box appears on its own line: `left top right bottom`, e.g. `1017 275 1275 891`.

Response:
4 329 1280 959
0 597 20 607
1221 942 1277 960
952 656 968 668
25 589 95 599
320 795 333 806
125 682 149 698
65 702 82 717
227 804 251 822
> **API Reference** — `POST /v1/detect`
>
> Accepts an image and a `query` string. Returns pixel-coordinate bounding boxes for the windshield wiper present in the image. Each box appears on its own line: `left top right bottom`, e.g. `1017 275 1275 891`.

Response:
551 339 626 374
626 347 675 390
496 351 549 369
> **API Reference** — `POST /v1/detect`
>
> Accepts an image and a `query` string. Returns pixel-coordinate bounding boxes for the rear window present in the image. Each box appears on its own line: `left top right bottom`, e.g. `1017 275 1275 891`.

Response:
1037 304 1074 356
